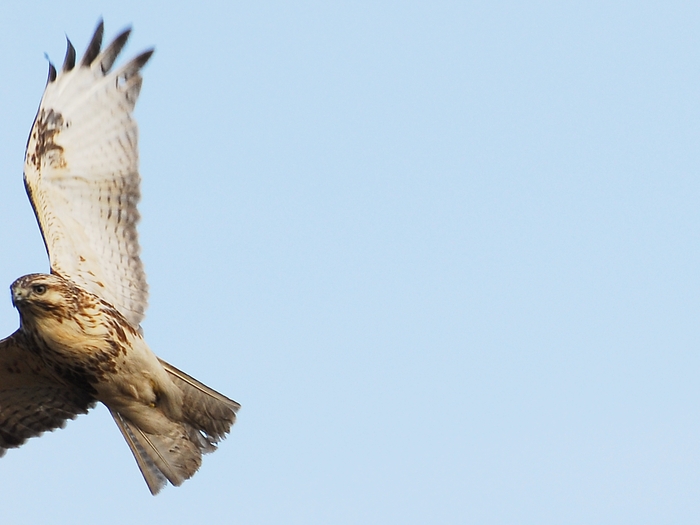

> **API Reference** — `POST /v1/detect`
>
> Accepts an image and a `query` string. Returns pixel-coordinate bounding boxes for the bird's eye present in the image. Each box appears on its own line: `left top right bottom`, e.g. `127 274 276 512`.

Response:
33 284 47 295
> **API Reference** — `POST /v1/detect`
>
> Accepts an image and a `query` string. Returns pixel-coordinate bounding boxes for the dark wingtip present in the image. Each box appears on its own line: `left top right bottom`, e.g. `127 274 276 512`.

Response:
98 26 132 73
112 27 132 53
46 58 57 83
133 48 155 70
81 18 104 66
62 36 76 72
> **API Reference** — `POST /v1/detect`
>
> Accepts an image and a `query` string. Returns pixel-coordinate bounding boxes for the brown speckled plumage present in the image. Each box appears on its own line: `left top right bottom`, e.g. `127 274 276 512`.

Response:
0 21 240 495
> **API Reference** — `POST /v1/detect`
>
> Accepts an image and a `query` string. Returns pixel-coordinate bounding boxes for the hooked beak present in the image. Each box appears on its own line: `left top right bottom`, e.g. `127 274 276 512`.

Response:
11 286 26 307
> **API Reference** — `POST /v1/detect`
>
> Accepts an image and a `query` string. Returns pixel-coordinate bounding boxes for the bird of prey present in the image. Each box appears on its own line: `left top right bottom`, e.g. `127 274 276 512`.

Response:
0 21 240 495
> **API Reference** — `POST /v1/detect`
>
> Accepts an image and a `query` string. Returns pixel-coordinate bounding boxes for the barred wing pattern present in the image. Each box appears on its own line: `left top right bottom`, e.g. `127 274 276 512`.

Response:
24 21 153 328
0 332 95 454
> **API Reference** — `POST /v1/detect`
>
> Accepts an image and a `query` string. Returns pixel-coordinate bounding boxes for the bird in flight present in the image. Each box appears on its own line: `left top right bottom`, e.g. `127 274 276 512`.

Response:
0 20 240 495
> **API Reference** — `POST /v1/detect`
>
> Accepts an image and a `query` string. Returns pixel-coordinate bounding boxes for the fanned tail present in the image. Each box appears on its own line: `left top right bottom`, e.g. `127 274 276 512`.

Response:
158 358 240 441
110 362 240 495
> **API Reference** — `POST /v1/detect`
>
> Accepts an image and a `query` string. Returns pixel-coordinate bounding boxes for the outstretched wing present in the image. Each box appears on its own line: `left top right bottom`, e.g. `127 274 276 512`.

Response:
0 332 95 455
24 20 154 328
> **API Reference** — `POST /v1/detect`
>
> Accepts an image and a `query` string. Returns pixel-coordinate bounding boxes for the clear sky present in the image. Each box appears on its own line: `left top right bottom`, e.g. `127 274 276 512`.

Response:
1 1 699 523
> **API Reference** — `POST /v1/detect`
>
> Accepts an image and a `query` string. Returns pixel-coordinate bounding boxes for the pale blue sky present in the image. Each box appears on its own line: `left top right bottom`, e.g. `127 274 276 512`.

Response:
1 1 700 523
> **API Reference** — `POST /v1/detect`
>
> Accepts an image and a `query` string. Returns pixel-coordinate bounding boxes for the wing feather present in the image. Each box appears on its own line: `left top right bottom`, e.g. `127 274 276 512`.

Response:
62 38 76 72
80 19 104 67
24 21 153 328
96 28 132 73
0 332 95 455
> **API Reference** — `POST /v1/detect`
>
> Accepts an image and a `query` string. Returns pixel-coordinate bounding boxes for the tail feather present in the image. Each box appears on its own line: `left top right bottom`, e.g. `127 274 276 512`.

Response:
110 361 240 495
110 409 169 495
158 358 240 441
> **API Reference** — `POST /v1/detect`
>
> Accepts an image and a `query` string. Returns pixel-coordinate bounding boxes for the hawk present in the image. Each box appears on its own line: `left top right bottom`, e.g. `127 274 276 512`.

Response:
0 21 240 494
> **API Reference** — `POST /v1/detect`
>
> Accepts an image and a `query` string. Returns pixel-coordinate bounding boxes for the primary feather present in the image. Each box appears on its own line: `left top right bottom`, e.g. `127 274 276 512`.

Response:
24 20 152 329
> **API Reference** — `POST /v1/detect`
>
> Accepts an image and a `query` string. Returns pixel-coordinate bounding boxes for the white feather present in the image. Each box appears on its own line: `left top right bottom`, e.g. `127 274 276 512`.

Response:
23 28 152 328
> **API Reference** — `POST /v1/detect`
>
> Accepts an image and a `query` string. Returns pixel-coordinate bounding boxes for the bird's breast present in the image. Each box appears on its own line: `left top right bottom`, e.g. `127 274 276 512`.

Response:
21 305 128 386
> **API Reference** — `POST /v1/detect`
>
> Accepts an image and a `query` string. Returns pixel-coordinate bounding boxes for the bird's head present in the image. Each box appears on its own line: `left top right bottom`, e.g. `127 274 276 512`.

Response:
11 273 77 315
